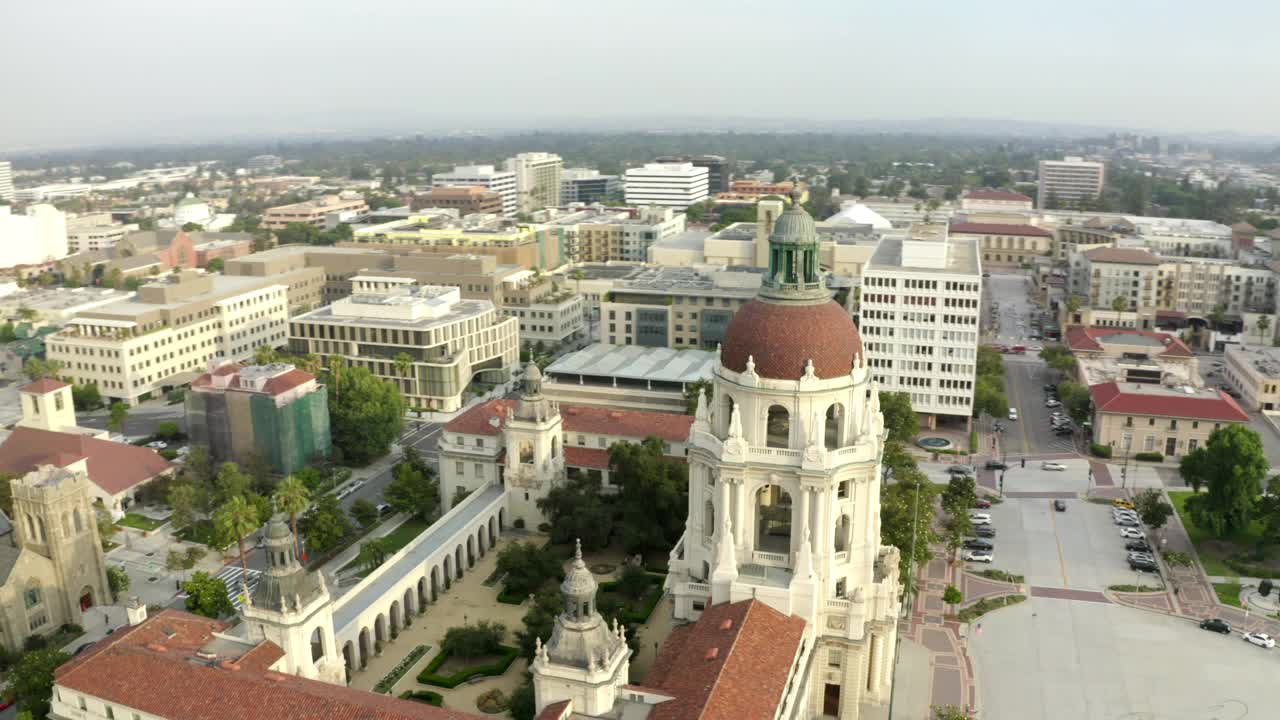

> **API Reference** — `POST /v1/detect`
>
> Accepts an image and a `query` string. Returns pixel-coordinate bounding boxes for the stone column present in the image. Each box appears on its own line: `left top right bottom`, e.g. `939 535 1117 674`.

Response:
733 479 747 551
868 631 884 702
718 476 731 542
797 487 811 561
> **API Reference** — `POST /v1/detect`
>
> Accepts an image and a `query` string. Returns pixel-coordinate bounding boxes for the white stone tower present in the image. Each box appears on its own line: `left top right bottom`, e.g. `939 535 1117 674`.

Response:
502 363 565 527
667 190 902 719
241 513 345 685
531 540 629 716
17 378 78 433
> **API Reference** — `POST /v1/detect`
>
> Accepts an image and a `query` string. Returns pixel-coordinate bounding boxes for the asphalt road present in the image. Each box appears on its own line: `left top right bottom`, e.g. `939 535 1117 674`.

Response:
78 398 187 439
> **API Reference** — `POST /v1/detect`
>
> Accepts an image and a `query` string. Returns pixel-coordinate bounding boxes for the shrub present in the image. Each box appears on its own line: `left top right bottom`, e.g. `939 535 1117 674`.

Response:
976 569 1025 584
1090 443 1112 458
1134 452 1163 462
476 688 510 713
374 644 430 693
160 449 179 460
442 621 505 659
956 594 1025 623
513 518 526 529
399 690 444 706
968 430 978 454
416 645 520 688
615 564 652 600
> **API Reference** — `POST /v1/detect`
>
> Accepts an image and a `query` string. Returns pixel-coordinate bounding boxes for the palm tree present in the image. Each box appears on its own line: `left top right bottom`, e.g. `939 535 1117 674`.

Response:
299 353 321 375
273 475 311 560
394 352 414 384
1065 295 1082 321
214 495 261 577
1257 314 1272 343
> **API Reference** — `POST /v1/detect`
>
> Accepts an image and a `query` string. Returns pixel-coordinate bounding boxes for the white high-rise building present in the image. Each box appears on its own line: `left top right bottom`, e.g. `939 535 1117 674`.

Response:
505 152 563 213
1037 156 1106 208
0 161 14 202
860 222 982 427
0 204 68 269
624 162 709 209
432 164 518 217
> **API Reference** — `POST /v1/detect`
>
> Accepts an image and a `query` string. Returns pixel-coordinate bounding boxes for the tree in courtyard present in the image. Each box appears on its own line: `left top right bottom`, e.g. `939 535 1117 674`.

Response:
71 383 102 411
609 437 687 554
166 546 205 584
184 571 234 618
5 648 70 719
393 352 414 380
356 537 393 572
328 365 405 465
442 621 505 659
1133 488 1174 532
106 565 130 601
254 344 279 365
273 475 311 558
878 391 918 443
1257 314 1273 343
497 542 561 597
350 498 379 528
1179 424 1269 537
537 474 612 550
167 480 199 532
214 462 253 505
516 590 563 659
214 494 261 575
942 585 963 611
1064 295 1082 320
384 458 439 520
300 493 353 555
107 401 129 433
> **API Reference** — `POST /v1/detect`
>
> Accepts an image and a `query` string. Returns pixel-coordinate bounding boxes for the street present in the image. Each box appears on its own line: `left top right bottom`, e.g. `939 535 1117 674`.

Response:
78 398 186 439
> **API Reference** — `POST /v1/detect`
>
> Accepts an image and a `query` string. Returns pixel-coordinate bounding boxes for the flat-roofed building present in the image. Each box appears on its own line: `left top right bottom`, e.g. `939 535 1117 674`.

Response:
432 164 518 217
288 278 519 412
1064 326 1200 387
560 168 621 204
46 271 291 403
543 343 715 413
654 154 730 193
263 193 369 230
1089 381 1248 459
349 212 567 270
1038 157 1106 208
861 222 983 427
959 189 1034 212
950 222 1054 268
1224 343 1280 412
505 152 563 213
599 265 762 350
624 162 709 209
0 286 135 323
413 185 503 216
542 205 687 263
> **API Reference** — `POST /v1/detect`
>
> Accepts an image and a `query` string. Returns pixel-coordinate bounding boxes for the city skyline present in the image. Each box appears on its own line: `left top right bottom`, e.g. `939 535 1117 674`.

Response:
4 0 1280 150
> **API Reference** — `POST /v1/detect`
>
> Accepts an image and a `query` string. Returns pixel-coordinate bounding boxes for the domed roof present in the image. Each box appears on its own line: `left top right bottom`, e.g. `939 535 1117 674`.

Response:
265 513 292 541
721 298 862 380
769 199 819 246
560 539 597 600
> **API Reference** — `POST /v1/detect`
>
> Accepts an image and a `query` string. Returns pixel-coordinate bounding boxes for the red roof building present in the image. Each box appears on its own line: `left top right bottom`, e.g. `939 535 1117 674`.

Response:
962 189 1034 204
1088 382 1248 458
0 426 173 512
949 222 1053 238
1065 326 1193 358
445 399 694 445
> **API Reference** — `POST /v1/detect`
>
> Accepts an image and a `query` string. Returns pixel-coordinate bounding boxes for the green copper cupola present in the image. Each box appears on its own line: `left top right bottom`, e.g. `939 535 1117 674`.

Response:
761 187 827 302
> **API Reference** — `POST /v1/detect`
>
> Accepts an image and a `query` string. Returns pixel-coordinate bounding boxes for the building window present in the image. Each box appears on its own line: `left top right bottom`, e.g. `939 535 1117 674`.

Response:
455 462 465 476
829 650 843 668
54 393 64 412
474 463 484 478
24 585 41 609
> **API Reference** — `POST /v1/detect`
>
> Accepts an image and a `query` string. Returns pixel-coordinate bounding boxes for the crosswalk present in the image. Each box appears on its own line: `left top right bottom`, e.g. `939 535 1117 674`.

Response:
213 565 262 610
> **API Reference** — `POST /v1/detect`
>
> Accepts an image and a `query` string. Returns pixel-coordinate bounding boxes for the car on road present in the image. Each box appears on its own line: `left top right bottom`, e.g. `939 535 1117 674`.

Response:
985 460 1007 470
1129 557 1159 572
1120 527 1144 539
146 440 167 449
1243 632 1276 648
1113 499 1136 510
1041 461 1067 471
974 526 996 538
963 539 994 551
1199 618 1231 634
1125 540 1152 552
1043 384 1057 393
1053 427 1075 436
947 465 973 476
1045 399 1061 408
1054 499 1067 511
1008 408 1019 421
963 550 995 563
376 502 393 516
972 499 992 509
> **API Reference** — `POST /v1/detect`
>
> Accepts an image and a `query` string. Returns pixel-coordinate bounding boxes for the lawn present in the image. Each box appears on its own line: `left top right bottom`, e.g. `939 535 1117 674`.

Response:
1213 581 1244 608
339 517 430 575
176 520 225 549
116 512 169 532
1168 490 1266 578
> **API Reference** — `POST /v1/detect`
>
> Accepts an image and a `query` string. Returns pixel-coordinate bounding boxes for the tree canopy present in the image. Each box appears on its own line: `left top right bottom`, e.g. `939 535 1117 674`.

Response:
5 648 70 719
1179 424 1269 537
609 437 688 554
536 474 612 550
328 365 405 465
879 391 918 443
184 571 234 618
384 449 439 520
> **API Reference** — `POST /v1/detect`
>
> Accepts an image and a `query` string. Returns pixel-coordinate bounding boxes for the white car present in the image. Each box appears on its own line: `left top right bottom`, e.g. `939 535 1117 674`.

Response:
1119 527 1144 539
1244 632 1275 648
969 515 992 526
146 440 167 449
1041 461 1067 471
963 550 994 563
1008 408 1019 421
1045 399 1061 408
969 512 992 523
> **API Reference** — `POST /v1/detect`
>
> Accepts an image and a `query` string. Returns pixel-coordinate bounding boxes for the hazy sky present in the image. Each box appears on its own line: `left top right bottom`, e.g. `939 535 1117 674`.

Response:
3 0 1277 150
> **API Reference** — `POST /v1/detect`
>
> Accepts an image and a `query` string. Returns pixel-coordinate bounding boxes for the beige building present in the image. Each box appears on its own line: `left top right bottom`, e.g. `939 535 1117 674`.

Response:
0 464 112 652
1064 326 1199 387
1089 381 1248 459
263 193 369 230
950 222 1054 268
413 185 504 216
288 278 519 412
1054 221 1117 261
599 265 762 350
1077 247 1162 312
1224 343 1280 412
46 271 291 403
1038 157 1106 208
350 212 568 270
702 199 879 279
959 189 1034 212
505 152 563 213
541 205 687 263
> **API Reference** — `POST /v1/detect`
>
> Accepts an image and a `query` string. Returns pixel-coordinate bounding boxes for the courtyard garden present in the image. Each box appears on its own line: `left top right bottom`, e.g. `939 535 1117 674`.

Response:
1169 490 1279 579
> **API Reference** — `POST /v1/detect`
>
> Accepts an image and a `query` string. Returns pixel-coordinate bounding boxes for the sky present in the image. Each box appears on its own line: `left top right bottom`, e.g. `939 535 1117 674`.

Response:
3 0 1278 150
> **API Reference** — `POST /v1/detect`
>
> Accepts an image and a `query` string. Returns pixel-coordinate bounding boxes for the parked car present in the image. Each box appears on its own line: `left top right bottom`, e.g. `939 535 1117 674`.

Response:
146 440 167 449
1115 517 1140 528
973 499 992 509
1127 552 1156 563
985 460 1008 470
1053 427 1075 436
1125 540 1152 552
963 550 995 563
1045 399 1061 408
1041 461 1067 471
1130 558 1159 572
1199 618 1231 634
974 526 997 538
969 512 992 522
376 502 393 516
1043 384 1058 393
1120 527 1144 539
970 516 993 526
963 539 994 551
1054 499 1067 511
1113 499 1136 510
947 465 973 476
1243 632 1276 648
1008 408 1019 421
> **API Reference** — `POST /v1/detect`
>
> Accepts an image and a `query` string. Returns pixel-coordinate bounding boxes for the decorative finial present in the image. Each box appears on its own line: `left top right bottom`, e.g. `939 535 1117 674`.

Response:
574 538 582 562
790 185 804 207
745 355 756 375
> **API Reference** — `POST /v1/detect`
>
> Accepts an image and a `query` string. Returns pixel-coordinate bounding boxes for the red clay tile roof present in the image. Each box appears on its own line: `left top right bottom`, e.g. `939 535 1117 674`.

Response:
563 446 611 469
1083 247 1161 265
19 377 70 394
261 368 316 395
56 610 482 720
0 427 172 495
1089 382 1249 422
446 400 694 444
963 189 1033 202
1064 326 1192 357
643 599 806 720
721 299 861 380
534 700 571 720
949 222 1053 238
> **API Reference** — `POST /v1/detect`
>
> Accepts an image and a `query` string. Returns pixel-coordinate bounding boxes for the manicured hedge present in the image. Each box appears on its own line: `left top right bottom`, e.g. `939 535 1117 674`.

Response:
399 690 444 706
496 588 527 605
1089 443 1112 458
1133 452 1164 462
416 645 520 688
374 644 430 693
598 573 665 625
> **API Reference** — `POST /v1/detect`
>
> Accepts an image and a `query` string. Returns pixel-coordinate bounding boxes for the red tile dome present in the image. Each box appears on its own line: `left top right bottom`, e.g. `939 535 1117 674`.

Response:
720 299 862 380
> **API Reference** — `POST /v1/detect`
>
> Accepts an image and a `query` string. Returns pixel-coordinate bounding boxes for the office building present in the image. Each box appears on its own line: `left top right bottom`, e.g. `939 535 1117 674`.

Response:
1088 382 1247 459
432 164 518 217
0 286 134 323
1076 247 1162 312
654 154 730 193
186 360 331 475
65 216 130 254
542 343 716 413
247 154 284 172
263 193 369 230
505 152 563 213
412 186 503 216
46 271 291 404
959 189 1034 213
0 160 13 201
14 184 91 203
543 205 687 263
0 204 68 269
559 168 621 204
861 222 983 427
624 162 709 209
288 278 519 412
1037 157 1106 208
950 222 1054 268
599 265 762 349
1224 343 1280 412
351 211 567 269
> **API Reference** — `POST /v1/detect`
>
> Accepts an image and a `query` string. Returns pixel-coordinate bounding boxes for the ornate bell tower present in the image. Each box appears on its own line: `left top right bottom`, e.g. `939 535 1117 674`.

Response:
503 363 564 527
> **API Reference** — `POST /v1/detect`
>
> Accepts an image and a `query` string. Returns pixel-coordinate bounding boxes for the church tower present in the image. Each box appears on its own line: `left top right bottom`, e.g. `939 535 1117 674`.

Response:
241 513 344 685
17 378 79 434
531 540 629 716
9 465 111 625
667 189 901 719
502 363 565 527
